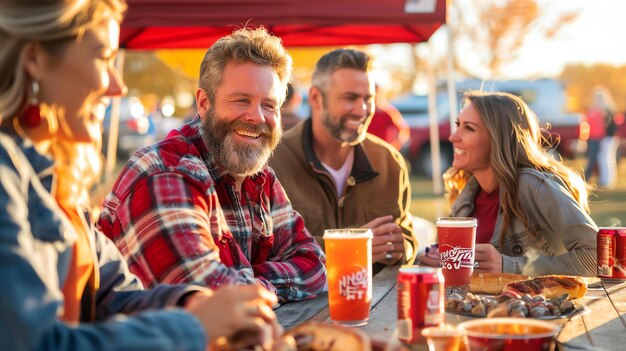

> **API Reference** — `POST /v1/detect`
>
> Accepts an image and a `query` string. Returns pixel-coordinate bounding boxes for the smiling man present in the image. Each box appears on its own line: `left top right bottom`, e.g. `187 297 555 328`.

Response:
270 48 417 270
96 28 326 303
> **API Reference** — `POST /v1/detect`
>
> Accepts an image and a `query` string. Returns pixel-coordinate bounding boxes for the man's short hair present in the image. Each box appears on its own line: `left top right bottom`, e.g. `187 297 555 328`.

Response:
285 83 295 104
199 27 293 104
311 48 374 93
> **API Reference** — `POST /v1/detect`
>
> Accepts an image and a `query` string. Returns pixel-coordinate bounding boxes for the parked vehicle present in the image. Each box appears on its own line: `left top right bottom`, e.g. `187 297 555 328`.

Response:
102 97 156 159
392 79 584 177
391 93 452 177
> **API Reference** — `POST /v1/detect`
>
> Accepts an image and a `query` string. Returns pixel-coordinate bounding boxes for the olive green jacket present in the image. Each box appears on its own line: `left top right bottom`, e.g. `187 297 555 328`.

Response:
451 168 597 277
270 118 417 262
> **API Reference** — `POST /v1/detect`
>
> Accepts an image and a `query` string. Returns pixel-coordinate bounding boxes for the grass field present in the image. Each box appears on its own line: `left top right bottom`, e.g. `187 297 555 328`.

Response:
409 158 626 227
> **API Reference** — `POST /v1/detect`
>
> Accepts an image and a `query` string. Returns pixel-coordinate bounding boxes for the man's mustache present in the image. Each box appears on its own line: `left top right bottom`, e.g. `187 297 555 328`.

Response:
230 121 273 139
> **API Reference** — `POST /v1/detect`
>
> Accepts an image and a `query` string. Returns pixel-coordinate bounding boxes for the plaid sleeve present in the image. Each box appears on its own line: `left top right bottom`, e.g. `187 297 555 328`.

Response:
100 171 256 289
252 173 327 302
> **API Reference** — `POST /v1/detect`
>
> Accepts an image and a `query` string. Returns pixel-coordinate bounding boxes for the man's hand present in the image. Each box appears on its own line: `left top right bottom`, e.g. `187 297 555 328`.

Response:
185 285 282 350
474 243 503 273
362 215 404 265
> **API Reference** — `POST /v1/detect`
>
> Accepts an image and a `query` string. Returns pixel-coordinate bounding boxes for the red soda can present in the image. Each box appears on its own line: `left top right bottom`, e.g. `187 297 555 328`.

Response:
397 266 445 344
597 227 626 279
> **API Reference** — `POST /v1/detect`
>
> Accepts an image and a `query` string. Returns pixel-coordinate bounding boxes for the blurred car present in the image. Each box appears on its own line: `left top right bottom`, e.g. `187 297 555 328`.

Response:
392 79 584 177
391 93 453 177
102 97 156 158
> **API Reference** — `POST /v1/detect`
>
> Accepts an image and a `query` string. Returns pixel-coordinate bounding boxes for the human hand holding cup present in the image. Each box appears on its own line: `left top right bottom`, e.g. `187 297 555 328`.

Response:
436 217 477 290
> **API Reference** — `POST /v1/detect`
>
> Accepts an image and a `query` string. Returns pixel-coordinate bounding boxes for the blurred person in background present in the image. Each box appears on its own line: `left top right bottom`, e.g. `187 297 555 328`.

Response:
281 82 303 130
367 83 410 153
420 91 597 277
0 1 282 350
270 48 417 269
97 27 326 303
584 85 619 189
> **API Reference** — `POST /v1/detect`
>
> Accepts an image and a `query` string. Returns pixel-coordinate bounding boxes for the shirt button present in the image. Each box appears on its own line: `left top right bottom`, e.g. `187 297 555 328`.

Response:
512 244 523 255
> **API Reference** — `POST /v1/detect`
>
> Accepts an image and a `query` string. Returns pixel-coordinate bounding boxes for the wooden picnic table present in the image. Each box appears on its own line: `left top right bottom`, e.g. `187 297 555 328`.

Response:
275 265 626 351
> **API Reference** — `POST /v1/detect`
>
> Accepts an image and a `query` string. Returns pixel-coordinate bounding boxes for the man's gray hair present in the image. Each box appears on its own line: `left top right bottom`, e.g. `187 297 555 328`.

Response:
311 48 374 93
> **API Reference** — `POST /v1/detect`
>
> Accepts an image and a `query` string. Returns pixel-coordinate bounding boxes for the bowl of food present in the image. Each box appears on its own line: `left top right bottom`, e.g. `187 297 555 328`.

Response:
457 317 560 351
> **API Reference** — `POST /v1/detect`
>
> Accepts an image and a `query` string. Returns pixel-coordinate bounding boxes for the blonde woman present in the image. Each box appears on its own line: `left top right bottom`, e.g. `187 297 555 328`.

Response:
0 1 281 350
441 91 597 277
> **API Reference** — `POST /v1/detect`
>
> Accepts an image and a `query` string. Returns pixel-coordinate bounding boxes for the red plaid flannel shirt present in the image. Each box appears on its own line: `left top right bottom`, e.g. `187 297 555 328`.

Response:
97 117 326 302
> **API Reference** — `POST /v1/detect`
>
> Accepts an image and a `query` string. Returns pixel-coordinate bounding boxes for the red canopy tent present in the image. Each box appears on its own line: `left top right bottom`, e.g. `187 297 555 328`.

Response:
108 0 448 191
121 0 446 49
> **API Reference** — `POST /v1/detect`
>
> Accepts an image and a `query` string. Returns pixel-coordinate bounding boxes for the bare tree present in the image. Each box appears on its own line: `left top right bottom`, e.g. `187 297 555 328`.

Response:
561 63 626 113
442 0 577 80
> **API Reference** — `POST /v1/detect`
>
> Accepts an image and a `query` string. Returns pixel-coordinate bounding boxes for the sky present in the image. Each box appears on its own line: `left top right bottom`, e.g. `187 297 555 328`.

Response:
369 0 626 83
504 0 626 78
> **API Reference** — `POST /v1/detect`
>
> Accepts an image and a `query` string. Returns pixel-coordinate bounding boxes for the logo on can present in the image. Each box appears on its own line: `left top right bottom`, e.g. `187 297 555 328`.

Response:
397 266 445 344
598 227 626 279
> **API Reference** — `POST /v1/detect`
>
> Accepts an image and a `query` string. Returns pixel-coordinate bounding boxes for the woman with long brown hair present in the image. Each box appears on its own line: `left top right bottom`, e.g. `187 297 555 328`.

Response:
0 1 280 350
441 91 597 277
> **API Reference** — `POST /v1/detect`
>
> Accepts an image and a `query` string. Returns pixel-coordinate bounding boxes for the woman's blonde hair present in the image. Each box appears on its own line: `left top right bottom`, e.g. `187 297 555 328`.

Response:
445 91 590 242
0 0 127 208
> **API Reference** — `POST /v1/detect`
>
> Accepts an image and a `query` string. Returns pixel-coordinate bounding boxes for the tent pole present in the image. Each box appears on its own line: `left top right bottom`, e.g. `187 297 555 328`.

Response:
104 49 125 184
426 43 443 195
446 24 458 133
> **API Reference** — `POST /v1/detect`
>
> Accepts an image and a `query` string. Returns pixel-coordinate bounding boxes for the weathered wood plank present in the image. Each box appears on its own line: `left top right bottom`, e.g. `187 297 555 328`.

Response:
276 292 329 329
360 280 398 342
603 279 626 326
575 285 625 351
371 264 400 308
557 314 593 351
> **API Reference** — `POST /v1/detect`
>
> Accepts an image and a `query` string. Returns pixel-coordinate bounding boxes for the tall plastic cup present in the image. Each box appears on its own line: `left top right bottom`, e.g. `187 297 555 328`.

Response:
323 228 373 327
437 217 477 289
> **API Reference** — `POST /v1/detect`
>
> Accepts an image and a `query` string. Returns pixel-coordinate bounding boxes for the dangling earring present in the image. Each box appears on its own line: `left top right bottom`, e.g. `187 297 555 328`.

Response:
20 80 41 128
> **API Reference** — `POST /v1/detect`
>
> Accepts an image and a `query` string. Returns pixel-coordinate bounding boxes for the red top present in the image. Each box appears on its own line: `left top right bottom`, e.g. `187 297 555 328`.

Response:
586 108 607 140
367 106 410 150
471 188 500 244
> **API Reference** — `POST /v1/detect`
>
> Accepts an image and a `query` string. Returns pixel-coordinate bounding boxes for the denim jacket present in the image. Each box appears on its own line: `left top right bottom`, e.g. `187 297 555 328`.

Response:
0 132 207 351
451 168 597 277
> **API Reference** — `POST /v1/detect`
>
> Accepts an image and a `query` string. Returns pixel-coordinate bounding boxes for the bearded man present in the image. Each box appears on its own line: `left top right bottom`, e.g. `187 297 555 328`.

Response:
97 28 326 303
269 48 417 271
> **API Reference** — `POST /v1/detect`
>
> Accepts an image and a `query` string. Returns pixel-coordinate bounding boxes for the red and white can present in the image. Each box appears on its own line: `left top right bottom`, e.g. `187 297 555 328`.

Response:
597 227 626 279
397 266 445 344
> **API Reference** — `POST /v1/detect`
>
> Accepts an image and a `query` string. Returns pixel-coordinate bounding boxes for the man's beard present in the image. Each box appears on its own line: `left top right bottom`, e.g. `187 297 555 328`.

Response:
322 110 369 146
202 106 282 177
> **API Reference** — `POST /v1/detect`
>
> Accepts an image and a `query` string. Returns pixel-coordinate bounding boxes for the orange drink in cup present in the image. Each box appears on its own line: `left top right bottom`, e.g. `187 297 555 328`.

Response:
421 324 464 351
323 229 373 327
437 217 477 289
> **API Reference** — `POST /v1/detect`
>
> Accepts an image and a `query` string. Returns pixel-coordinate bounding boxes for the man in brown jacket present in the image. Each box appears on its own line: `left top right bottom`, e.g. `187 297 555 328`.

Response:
270 48 417 267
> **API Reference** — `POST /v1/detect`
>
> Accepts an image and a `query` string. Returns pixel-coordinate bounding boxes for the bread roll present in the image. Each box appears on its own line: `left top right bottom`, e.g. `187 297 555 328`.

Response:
502 275 587 300
470 272 531 295
286 322 371 351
